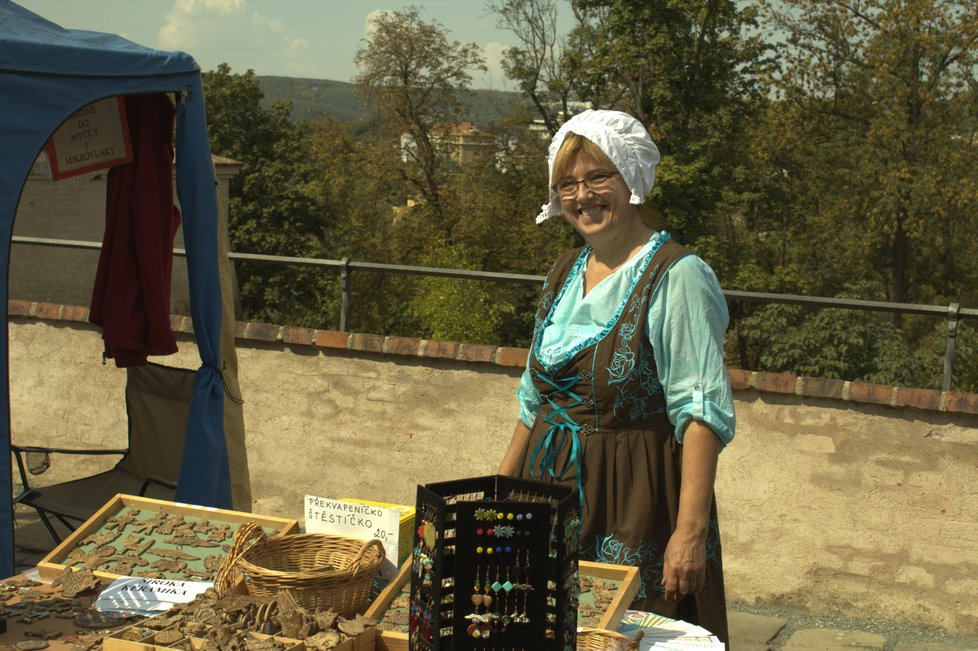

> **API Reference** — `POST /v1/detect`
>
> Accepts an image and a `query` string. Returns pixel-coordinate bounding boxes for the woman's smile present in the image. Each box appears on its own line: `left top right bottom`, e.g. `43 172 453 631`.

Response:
578 202 607 222
559 156 636 242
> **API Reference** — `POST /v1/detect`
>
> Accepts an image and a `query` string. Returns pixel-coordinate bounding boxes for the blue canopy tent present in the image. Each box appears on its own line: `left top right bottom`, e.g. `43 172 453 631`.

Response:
0 0 233 576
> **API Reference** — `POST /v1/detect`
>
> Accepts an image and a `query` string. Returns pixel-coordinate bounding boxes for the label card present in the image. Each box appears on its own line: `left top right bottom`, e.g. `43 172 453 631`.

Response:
44 96 133 180
95 576 213 616
304 495 401 580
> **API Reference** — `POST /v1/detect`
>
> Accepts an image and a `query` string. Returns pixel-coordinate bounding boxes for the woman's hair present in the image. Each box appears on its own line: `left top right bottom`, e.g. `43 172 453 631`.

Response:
550 133 616 185
550 132 670 231
639 202 670 232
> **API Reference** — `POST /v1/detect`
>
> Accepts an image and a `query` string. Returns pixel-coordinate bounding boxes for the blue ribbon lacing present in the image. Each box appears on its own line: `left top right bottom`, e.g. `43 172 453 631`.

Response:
529 372 585 514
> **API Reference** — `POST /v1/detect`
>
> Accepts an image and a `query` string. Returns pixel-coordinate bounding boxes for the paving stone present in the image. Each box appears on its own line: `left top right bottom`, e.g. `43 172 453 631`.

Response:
728 610 787 649
893 644 978 651
783 628 887 650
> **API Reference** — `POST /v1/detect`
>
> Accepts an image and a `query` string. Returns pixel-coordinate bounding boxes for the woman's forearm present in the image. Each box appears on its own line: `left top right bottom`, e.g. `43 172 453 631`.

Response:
498 420 531 476
676 420 721 536
663 420 721 602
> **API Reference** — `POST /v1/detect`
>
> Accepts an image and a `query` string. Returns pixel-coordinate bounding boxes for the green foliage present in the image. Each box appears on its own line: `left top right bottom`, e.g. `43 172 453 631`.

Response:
256 76 368 123
198 4 978 392
202 64 333 327
408 246 515 344
731 304 913 385
560 0 774 257
755 0 978 308
353 7 487 222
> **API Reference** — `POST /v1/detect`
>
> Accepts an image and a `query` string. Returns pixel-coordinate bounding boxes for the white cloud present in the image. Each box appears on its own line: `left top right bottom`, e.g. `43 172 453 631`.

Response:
364 9 393 39
158 2 199 49
158 0 326 76
159 0 248 48
473 41 512 90
284 37 316 77
204 0 245 15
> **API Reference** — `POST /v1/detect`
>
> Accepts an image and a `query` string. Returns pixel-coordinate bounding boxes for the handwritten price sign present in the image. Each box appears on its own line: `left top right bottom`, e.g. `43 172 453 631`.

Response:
304 495 400 580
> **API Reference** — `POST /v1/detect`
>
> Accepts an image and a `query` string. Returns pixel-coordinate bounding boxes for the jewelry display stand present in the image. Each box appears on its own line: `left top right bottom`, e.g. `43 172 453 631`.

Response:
367 558 640 651
410 476 579 651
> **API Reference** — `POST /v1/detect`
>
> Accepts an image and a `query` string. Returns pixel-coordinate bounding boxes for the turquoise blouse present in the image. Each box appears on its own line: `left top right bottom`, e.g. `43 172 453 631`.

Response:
517 231 736 446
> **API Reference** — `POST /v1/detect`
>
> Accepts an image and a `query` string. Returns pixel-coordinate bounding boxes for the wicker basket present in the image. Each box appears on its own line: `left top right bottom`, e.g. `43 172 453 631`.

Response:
577 627 644 651
226 525 385 617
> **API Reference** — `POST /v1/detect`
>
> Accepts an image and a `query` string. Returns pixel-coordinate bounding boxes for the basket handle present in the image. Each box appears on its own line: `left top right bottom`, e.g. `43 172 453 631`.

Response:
347 538 386 576
214 521 268 593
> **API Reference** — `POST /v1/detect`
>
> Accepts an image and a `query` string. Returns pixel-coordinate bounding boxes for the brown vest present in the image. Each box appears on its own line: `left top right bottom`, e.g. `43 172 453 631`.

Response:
525 238 691 481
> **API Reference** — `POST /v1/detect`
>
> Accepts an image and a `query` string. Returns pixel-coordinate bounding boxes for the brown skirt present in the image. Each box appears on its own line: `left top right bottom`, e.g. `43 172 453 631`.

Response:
519 424 729 645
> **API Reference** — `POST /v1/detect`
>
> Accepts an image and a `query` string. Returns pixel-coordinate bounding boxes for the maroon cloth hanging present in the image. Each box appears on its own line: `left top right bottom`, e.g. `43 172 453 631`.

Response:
89 93 180 367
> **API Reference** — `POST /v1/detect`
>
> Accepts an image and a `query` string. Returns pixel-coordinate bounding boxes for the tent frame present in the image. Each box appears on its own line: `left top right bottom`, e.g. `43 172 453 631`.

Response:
0 0 233 577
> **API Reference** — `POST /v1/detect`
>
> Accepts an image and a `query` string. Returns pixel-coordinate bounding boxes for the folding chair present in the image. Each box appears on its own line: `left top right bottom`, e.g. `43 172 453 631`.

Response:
11 363 195 543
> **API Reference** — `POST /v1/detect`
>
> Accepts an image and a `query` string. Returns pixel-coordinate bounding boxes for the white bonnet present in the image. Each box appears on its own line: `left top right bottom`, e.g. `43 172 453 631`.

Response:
536 109 660 223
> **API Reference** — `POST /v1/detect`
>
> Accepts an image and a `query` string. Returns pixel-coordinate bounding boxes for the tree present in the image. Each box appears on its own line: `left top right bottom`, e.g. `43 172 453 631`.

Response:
353 7 487 224
757 0 978 312
304 115 427 335
489 0 572 135
202 64 331 327
408 129 573 344
560 1 770 242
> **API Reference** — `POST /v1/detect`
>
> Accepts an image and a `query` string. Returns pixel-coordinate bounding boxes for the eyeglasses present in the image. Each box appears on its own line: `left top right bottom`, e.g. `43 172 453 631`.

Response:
553 171 620 198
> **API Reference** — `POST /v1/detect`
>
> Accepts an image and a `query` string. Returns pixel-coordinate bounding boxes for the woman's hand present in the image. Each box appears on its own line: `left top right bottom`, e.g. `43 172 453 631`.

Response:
663 527 707 602
664 419 721 602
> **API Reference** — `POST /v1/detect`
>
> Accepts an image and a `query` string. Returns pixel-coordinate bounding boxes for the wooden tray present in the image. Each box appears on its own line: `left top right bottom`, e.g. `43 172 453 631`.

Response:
37 494 300 582
103 618 376 651
365 559 640 651
0 573 141 650
103 627 307 651
101 584 377 651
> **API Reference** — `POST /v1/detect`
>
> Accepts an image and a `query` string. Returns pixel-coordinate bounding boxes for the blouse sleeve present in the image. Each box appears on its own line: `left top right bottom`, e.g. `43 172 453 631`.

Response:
647 255 736 447
516 362 541 428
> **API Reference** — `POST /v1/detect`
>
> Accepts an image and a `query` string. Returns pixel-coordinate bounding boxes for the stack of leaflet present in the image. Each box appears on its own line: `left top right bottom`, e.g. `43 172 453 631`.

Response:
617 610 725 650
94 577 213 617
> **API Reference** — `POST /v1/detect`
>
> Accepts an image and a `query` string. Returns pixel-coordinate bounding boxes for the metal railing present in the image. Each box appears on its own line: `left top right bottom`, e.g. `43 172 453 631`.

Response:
13 235 978 391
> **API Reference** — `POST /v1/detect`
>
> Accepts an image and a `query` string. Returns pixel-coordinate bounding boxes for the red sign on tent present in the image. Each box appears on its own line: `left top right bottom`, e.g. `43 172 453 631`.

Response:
44 96 133 180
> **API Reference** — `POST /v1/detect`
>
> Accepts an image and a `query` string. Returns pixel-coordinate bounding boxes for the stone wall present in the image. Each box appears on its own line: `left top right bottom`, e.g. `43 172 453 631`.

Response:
7 305 978 635
11 160 240 315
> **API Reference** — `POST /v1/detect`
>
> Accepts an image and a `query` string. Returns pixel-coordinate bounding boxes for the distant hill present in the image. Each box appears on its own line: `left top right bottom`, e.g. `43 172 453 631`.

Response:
257 75 531 125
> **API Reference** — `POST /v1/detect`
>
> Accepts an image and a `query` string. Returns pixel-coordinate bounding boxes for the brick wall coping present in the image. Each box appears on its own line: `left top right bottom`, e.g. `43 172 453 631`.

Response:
10 299 978 417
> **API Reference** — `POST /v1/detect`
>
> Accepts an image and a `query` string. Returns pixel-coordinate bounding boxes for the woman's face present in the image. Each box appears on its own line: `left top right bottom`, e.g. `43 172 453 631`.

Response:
557 154 638 243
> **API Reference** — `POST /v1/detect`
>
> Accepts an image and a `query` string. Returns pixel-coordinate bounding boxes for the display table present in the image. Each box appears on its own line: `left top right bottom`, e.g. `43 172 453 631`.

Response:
0 570 143 650
4 495 376 651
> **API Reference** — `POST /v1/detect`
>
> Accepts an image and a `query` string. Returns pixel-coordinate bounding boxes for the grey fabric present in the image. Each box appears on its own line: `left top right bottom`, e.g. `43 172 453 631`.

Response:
117 363 194 482
214 188 252 511
20 363 194 525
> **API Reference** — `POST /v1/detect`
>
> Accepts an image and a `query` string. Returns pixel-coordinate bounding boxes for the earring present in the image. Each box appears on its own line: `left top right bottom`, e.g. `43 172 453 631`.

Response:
472 566 483 608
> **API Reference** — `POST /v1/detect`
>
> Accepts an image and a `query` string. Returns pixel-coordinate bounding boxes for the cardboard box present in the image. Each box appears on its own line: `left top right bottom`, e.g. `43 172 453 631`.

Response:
38 493 300 583
365 558 640 651
339 498 415 566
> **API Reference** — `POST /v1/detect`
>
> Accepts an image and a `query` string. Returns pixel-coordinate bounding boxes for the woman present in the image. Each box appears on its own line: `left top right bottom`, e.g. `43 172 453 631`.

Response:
498 109 734 643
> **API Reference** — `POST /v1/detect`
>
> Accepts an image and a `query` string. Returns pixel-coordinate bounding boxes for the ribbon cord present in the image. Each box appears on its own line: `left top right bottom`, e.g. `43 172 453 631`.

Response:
529 373 586 513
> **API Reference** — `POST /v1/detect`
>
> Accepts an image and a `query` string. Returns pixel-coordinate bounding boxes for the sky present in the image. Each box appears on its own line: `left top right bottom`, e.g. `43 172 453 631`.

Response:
17 0 573 90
